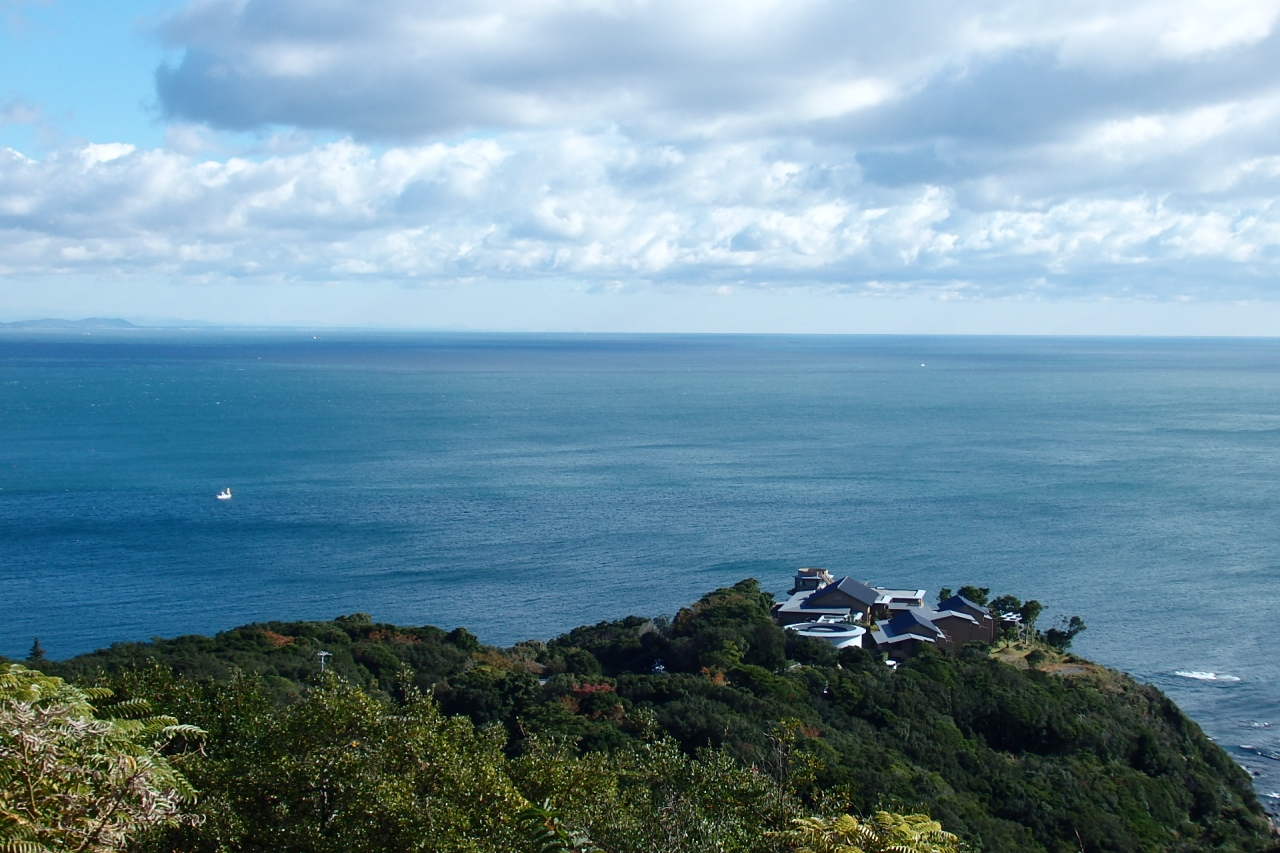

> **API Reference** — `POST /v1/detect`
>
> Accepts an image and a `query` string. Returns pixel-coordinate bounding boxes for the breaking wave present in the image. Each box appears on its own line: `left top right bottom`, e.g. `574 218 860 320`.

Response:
1174 670 1242 682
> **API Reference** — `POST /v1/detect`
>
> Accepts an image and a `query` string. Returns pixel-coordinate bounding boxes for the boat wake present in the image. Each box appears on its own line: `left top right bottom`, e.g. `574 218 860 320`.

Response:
1174 670 1241 682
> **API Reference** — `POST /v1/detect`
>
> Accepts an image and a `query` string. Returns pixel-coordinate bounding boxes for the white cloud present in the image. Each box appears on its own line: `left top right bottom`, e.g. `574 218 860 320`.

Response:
152 0 1280 143
79 143 137 167
2 133 1279 297
4 0 1280 305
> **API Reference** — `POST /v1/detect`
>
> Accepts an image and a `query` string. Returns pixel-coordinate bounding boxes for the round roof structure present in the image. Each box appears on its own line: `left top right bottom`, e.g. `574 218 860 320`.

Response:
787 622 866 648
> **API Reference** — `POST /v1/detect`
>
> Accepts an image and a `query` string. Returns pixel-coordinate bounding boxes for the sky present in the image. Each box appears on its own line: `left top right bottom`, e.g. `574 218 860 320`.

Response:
4 0 1280 333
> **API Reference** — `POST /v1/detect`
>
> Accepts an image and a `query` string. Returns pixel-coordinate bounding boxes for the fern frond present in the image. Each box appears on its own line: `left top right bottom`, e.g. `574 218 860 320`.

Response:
0 840 57 853
98 698 152 720
159 724 207 741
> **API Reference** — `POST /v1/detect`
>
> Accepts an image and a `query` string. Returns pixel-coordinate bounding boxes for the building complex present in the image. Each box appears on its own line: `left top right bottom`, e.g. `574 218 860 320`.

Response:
773 567 1001 660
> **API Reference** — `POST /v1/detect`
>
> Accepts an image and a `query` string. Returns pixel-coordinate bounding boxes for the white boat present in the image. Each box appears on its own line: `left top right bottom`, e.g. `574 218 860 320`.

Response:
216 488 232 500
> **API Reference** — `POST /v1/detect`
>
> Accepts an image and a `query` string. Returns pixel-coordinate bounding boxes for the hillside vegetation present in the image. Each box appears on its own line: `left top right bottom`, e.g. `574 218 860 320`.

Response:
12 580 1277 853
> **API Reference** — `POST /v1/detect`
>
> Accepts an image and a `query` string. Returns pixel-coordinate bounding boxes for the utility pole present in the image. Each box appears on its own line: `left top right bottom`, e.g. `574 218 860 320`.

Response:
317 650 332 673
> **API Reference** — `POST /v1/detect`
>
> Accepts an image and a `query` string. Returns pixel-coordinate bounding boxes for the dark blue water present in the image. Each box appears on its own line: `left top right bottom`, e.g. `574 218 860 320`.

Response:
3 332 1279 802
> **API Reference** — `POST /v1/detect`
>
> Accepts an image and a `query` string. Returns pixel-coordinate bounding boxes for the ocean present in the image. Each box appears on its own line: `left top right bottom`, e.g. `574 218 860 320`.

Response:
2 331 1279 803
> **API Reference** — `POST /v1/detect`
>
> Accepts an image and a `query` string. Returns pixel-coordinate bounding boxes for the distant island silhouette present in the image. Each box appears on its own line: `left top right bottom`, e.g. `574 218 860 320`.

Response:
0 317 138 329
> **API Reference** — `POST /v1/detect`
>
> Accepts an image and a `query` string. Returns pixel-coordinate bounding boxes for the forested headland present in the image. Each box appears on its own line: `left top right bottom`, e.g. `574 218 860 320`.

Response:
3 580 1276 853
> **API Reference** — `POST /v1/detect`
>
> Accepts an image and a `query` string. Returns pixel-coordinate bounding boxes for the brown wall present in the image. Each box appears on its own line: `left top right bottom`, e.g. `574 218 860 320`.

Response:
934 614 987 648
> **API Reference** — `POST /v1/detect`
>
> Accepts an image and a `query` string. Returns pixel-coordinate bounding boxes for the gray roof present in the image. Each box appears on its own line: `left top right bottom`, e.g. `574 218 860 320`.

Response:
807 576 881 608
938 594 986 614
870 626 934 646
779 602 854 617
932 608 979 626
775 590 856 616
873 587 926 600
884 608 946 638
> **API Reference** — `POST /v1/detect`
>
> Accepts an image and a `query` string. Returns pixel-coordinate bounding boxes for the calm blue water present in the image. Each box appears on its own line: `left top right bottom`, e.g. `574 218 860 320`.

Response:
3 332 1279 801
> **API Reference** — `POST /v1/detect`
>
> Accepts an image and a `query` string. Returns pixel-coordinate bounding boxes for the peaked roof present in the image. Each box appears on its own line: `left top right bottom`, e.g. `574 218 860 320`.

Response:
932 608 979 626
938 594 987 615
884 608 946 638
806 576 881 608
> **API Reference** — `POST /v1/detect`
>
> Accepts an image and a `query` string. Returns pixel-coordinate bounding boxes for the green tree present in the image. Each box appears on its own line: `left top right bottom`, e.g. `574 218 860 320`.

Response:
987 594 1020 615
1018 600 1043 638
0 664 202 853
24 641 46 666
518 799 601 853
141 672 530 853
507 718 796 853
955 586 989 607
1043 615 1087 650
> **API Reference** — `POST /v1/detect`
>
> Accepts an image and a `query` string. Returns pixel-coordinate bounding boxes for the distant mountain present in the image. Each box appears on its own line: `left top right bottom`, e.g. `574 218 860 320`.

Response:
0 318 138 329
